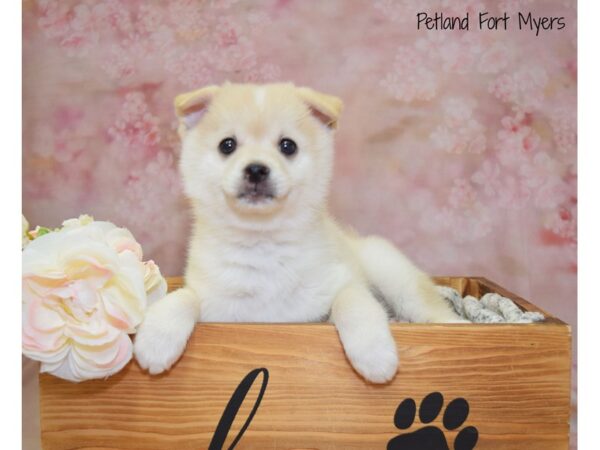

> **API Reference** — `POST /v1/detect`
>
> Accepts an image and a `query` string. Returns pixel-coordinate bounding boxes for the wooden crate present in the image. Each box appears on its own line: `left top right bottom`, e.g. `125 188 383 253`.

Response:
39 277 571 450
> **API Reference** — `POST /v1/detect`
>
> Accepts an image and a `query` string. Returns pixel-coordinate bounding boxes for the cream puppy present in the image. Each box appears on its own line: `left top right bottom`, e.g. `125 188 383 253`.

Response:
134 83 463 383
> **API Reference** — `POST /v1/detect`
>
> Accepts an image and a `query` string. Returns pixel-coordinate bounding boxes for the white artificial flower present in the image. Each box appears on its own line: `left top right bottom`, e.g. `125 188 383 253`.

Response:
22 217 168 382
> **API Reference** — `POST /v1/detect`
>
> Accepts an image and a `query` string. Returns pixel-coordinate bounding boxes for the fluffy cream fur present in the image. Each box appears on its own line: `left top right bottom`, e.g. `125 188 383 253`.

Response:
134 83 464 383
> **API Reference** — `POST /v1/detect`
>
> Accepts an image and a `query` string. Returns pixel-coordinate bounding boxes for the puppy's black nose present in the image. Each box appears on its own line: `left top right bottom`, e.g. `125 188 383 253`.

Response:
244 163 270 184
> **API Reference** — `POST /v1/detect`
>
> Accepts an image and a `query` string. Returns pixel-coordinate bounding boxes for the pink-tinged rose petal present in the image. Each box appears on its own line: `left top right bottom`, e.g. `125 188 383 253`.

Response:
23 274 69 300
22 246 61 278
100 284 142 331
22 328 68 356
22 300 67 353
65 262 113 289
23 332 70 364
66 316 121 346
25 297 64 333
39 328 133 383
73 333 131 368
105 227 144 260
100 253 147 324
66 335 133 382
22 301 67 353
60 243 118 283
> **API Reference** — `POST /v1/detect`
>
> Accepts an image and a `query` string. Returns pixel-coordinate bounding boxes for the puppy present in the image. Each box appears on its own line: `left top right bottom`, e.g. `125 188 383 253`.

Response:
134 83 463 383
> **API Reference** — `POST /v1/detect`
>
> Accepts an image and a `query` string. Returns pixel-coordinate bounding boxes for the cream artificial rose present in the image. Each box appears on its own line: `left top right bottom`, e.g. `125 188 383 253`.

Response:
22 216 167 382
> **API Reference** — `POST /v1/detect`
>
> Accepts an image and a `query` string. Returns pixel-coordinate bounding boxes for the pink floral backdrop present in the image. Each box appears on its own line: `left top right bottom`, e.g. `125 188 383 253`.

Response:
22 0 577 448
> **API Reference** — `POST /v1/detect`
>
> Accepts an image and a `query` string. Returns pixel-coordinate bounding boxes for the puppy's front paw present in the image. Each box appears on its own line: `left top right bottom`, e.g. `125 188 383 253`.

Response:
345 336 399 384
134 300 196 375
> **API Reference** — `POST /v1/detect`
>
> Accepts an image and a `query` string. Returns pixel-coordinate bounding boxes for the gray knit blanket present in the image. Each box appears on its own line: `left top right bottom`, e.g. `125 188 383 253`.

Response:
437 286 545 323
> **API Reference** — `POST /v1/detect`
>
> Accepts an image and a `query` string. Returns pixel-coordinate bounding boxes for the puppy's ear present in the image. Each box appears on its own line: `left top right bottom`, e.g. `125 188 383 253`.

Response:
174 85 220 133
296 87 343 130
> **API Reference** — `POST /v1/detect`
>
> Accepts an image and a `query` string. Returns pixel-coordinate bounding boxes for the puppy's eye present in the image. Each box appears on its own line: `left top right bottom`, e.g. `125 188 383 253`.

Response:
218 137 237 155
279 138 297 157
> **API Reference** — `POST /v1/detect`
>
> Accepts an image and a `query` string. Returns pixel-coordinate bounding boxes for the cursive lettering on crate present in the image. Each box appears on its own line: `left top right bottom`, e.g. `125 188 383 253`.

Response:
209 368 269 450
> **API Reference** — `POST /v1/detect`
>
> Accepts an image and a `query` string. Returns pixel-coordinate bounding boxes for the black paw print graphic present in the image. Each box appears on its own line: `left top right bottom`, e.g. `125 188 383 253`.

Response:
387 392 478 450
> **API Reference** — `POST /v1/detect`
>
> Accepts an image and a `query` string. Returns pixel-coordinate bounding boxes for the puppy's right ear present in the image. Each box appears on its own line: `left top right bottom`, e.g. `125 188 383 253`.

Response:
296 87 343 130
174 85 219 134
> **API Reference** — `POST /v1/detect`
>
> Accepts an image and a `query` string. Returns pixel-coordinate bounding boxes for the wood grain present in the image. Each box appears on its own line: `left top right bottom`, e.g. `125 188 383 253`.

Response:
39 277 571 450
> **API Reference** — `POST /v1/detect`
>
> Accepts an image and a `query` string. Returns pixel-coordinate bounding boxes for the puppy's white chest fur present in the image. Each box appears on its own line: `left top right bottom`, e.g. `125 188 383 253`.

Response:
188 230 352 322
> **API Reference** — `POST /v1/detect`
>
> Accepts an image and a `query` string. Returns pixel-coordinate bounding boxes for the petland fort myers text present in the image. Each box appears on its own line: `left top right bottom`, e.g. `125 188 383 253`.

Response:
417 11 566 36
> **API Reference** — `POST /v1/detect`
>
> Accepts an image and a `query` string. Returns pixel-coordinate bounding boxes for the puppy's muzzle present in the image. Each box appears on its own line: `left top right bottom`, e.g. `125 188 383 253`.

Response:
238 163 275 202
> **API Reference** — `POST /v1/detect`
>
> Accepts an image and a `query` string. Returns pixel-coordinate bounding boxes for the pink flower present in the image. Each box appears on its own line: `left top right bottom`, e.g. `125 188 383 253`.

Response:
471 160 502 197
478 43 511 74
100 44 137 81
373 0 415 25
448 179 478 209
496 113 541 166
549 106 577 154
91 0 133 35
437 35 482 74
381 46 438 102
22 216 167 382
108 93 161 159
167 0 210 41
489 68 548 112
430 97 486 154
545 204 577 241
217 22 238 47
244 63 283 83
165 49 213 89
37 0 99 56
136 3 165 35
208 36 258 73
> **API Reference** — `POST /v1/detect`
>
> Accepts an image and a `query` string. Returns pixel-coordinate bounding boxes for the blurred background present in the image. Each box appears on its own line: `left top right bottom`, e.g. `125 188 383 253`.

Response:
22 0 577 448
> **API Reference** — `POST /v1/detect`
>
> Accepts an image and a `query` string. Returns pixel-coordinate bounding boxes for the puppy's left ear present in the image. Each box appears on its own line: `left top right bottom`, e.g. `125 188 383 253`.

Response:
174 85 220 134
296 87 343 130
